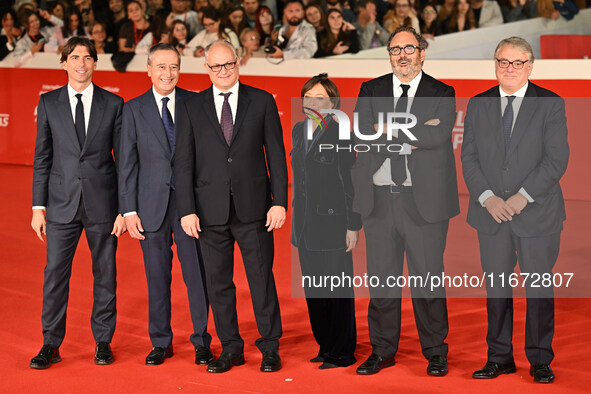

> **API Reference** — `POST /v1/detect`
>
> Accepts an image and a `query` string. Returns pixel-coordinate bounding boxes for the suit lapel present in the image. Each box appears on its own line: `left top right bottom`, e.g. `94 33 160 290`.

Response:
56 86 81 151
483 88 504 155
140 89 171 155
202 87 228 146
83 85 105 155
506 83 537 157
231 85 250 145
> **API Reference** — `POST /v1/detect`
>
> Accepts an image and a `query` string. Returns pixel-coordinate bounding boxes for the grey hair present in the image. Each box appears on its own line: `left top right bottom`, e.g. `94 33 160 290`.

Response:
494 37 534 62
204 40 238 63
147 43 181 66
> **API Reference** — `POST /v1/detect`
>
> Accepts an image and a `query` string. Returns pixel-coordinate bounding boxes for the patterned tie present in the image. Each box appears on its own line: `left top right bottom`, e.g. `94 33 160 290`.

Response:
503 95 516 153
220 92 233 146
75 93 85 149
391 84 410 185
161 97 175 189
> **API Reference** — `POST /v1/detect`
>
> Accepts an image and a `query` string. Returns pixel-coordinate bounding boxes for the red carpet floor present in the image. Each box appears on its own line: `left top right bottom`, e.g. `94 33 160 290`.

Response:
1 164 590 393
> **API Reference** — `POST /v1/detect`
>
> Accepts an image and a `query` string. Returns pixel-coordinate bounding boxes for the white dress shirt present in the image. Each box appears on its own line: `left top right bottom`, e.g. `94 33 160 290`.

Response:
212 82 239 123
372 72 422 186
67 82 94 134
478 81 534 206
33 83 95 211
152 86 176 123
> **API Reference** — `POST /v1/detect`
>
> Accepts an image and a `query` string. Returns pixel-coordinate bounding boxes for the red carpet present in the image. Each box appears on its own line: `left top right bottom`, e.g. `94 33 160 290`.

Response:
1 164 590 393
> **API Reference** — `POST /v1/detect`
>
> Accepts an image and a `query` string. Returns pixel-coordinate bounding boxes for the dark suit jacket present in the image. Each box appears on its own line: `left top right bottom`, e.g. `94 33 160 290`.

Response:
32 84 123 224
351 72 460 223
174 83 288 226
291 118 362 251
119 87 195 232
461 82 569 237
0 35 13 61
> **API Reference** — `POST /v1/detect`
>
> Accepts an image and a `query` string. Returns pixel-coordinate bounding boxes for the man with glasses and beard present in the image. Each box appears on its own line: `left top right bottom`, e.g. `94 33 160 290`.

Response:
352 26 459 376
268 0 317 60
174 40 288 374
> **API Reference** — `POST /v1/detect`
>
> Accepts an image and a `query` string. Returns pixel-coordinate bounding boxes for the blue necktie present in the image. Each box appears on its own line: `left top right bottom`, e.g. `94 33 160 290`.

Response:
503 95 515 153
161 97 175 189
75 93 85 149
220 92 233 146
391 84 410 185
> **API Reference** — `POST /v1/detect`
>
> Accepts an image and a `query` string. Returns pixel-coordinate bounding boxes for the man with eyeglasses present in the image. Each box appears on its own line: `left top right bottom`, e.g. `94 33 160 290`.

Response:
462 37 568 384
352 26 459 376
174 40 288 374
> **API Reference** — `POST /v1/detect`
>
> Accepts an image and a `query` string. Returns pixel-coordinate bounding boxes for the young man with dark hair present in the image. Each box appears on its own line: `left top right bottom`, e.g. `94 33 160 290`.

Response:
30 36 125 369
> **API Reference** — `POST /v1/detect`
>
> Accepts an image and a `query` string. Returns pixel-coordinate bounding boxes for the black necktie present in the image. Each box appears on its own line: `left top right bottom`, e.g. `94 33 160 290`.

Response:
220 92 233 146
161 97 175 189
503 95 516 153
75 93 85 149
391 84 410 185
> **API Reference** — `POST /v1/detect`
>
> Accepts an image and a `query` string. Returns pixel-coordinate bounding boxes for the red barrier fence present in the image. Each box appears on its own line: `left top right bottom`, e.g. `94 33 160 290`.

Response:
1 67 590 200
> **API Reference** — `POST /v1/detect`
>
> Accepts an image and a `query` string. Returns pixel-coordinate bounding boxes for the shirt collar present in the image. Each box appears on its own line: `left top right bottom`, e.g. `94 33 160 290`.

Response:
67 82 94 100
500 81 528 98
392 71 422 95
152 86 176 104
212 81 239 97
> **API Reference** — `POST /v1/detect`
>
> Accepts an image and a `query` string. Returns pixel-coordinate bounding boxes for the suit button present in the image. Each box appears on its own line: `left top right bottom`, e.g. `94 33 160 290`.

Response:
227 158 232 163
328 209 334 215
165 182 170 187
320 156 326 162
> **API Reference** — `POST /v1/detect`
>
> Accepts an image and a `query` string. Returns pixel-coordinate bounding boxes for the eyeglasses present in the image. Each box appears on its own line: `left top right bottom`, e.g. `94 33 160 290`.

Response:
495 58 529 69
423 9 436 14
395 3 410 8
388 44 419 56
207 61 237 72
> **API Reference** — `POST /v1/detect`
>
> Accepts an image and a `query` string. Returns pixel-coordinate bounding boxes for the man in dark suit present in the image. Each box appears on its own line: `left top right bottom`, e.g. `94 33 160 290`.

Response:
352 27 459 376
30 37 125 369
462 37 568 384
174 40 288 373
118 43 212 366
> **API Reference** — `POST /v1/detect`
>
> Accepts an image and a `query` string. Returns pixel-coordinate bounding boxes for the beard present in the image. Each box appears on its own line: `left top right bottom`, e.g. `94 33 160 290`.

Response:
288 17 303 26
391 56 420 79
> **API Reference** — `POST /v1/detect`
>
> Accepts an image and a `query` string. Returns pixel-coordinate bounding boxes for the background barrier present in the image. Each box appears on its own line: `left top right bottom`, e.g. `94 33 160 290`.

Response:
1 55 590 200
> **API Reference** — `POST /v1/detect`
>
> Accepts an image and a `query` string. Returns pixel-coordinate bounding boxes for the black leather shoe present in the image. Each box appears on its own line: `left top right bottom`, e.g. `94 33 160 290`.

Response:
260 350 281 372
195 346 214 365
319 362 339 369
530 364 554 383
146 345 173 365
95 342 114 365
206 352 245 373
356 353 395 375
310 356 324 363
30 345 61 369
472 361 516 379
427 355 448 376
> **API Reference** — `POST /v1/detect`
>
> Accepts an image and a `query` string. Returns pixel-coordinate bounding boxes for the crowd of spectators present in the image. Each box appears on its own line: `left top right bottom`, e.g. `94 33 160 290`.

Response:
0 0 588 64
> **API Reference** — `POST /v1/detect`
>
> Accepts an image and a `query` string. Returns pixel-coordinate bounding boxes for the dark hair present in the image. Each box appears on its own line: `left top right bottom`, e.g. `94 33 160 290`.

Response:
1 7 18 27
304 4 327 29
20 9 54 30
355 0 376 14
448 0 477 32
62 7 86 38
147 42 181 66
285 0 305 10
301 73 341 110
387 26 427 51
169 19 189 46
224 4 247 35
319 9 348 51
419 2 439 35
60 36 98 62
201 6 230 40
